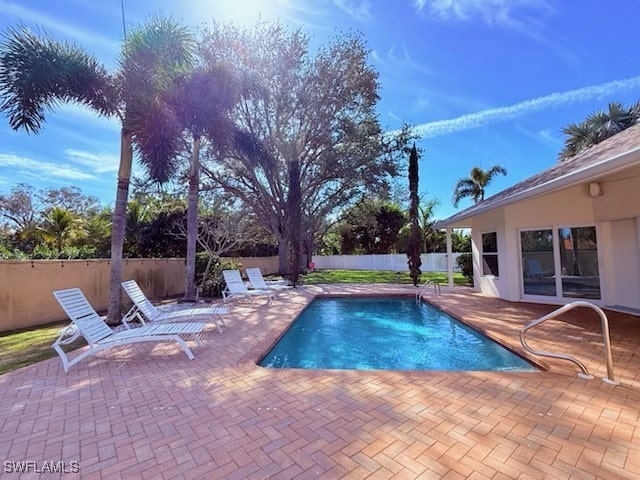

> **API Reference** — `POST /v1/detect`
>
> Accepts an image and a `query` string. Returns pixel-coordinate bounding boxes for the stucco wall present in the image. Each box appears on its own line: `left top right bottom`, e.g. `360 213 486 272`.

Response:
506 184 595 228
593 165 640 221
470 208 507 299
0 256 279 332
0 259 186 332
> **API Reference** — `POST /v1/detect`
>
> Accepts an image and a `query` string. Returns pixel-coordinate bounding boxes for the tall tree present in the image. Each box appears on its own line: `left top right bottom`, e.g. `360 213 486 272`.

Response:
0 183 40 232
37 186 99 214
452 165 507 208
164 68 239 301
199 21 412 273
338 199 406 254
0 16 194 322
559 101 640 160
407 144 421 286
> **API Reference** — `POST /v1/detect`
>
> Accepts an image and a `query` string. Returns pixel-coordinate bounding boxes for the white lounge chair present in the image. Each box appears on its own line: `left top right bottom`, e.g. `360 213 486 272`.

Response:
246 267 292 296
222 270 274 304
526 259 545 279
52 288 204 372
121 280 228 333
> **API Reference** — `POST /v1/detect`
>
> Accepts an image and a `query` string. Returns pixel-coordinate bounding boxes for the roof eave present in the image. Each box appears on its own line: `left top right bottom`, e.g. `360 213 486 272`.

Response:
434 146 640 230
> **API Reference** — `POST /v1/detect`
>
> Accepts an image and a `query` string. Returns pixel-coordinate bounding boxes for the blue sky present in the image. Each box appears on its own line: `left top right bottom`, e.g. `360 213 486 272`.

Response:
1 0 640 221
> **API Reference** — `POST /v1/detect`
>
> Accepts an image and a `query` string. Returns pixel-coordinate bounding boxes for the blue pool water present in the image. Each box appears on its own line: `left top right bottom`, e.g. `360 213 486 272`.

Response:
260 297 536 371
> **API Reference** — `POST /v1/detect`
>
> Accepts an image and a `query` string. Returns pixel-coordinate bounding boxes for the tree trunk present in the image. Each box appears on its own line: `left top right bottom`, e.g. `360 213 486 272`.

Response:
107 130 133 325
277 237 287 275
407 144 422 286
303 232 314 269
287 160 302 287
184 136 200 302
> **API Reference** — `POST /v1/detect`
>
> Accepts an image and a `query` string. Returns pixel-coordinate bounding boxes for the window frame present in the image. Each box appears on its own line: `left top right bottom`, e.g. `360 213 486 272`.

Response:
481 231 499 277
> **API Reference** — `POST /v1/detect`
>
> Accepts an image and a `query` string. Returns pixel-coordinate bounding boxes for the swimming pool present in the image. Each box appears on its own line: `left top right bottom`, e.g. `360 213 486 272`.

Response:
260 297 536 371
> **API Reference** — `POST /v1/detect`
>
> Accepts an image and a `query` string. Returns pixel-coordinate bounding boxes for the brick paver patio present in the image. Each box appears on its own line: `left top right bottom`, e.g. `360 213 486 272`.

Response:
1 284 639 479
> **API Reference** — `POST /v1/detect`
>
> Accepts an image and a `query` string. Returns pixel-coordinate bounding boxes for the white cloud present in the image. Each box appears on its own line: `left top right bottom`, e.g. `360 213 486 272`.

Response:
413 0 554 41
412 75 640 139
0 154 96 180
0 1 120 53
65 149 119 173
514 124 561 150
333 0 372 23
388 111 403 122
538 129 561 145
57 104 121 132
372 44 435 77
414 0 552 23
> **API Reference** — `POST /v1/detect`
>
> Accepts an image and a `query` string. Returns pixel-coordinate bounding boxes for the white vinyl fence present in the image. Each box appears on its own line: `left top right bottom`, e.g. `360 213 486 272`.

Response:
311 253 466 272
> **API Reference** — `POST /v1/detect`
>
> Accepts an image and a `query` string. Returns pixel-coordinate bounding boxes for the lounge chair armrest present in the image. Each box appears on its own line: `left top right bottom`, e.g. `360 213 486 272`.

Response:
54 324 82 346
122 305 145 329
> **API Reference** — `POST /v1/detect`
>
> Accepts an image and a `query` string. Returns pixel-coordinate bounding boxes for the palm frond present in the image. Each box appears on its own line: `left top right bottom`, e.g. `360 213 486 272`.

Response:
0 26 117 133
120 14 195 116
486 165 507 180
452 180 480 208
169 67 239 150
132 99 183 183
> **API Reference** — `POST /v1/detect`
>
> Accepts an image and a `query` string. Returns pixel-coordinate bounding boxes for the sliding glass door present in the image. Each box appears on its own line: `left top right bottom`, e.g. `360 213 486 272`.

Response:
558 227 600 299
521 229 555 296
520 226 600 300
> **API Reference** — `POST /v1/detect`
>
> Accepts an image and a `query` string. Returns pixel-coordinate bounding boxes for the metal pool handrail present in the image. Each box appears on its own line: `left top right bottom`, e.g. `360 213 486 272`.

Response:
416 279 441 302
519 301 619 385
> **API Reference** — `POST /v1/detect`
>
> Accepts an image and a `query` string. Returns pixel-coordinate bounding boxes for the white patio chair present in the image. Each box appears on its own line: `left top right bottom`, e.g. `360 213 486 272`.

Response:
52 288 204 372
246 267 292 296
121 280 228 333
222 270 274 305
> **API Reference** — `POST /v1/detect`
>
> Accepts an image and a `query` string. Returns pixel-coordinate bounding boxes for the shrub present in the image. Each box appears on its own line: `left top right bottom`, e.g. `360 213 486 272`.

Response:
456 253 473 285
0 244 28 260
195 253 241 298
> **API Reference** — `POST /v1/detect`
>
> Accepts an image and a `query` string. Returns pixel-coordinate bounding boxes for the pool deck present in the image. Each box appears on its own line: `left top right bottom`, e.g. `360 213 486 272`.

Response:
1 284 639 479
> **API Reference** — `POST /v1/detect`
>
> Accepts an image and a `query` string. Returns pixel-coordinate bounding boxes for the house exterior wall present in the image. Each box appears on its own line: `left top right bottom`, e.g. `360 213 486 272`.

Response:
606 219 640 309
468 178 640 310
470 208 507 298
593 164 640 221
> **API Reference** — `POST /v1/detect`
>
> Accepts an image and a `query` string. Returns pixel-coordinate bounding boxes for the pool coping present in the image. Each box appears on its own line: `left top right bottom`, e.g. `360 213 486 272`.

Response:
240 291 549 373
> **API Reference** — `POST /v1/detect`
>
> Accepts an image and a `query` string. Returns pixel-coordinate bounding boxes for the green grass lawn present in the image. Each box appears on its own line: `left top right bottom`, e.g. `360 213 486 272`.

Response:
302 269 469 286
0 323 86 375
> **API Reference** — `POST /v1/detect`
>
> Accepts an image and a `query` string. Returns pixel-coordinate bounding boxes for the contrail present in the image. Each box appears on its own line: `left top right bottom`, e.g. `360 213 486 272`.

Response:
414 75 640 138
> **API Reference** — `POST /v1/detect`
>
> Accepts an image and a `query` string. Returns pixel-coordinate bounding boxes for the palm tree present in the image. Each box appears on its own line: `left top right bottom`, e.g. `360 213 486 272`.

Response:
124 200 151 257
39 207 83 252
0 16 194 323
164 68 239 301
452 165 507 208
559 101 640 161
418 197 441 252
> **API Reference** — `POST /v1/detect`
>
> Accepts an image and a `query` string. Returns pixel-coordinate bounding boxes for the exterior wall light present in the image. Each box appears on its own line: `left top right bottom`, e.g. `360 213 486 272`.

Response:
588 182 603 197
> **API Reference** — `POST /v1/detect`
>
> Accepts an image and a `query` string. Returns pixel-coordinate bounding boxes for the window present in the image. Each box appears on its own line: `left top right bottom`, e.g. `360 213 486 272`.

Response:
481 232 499 276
